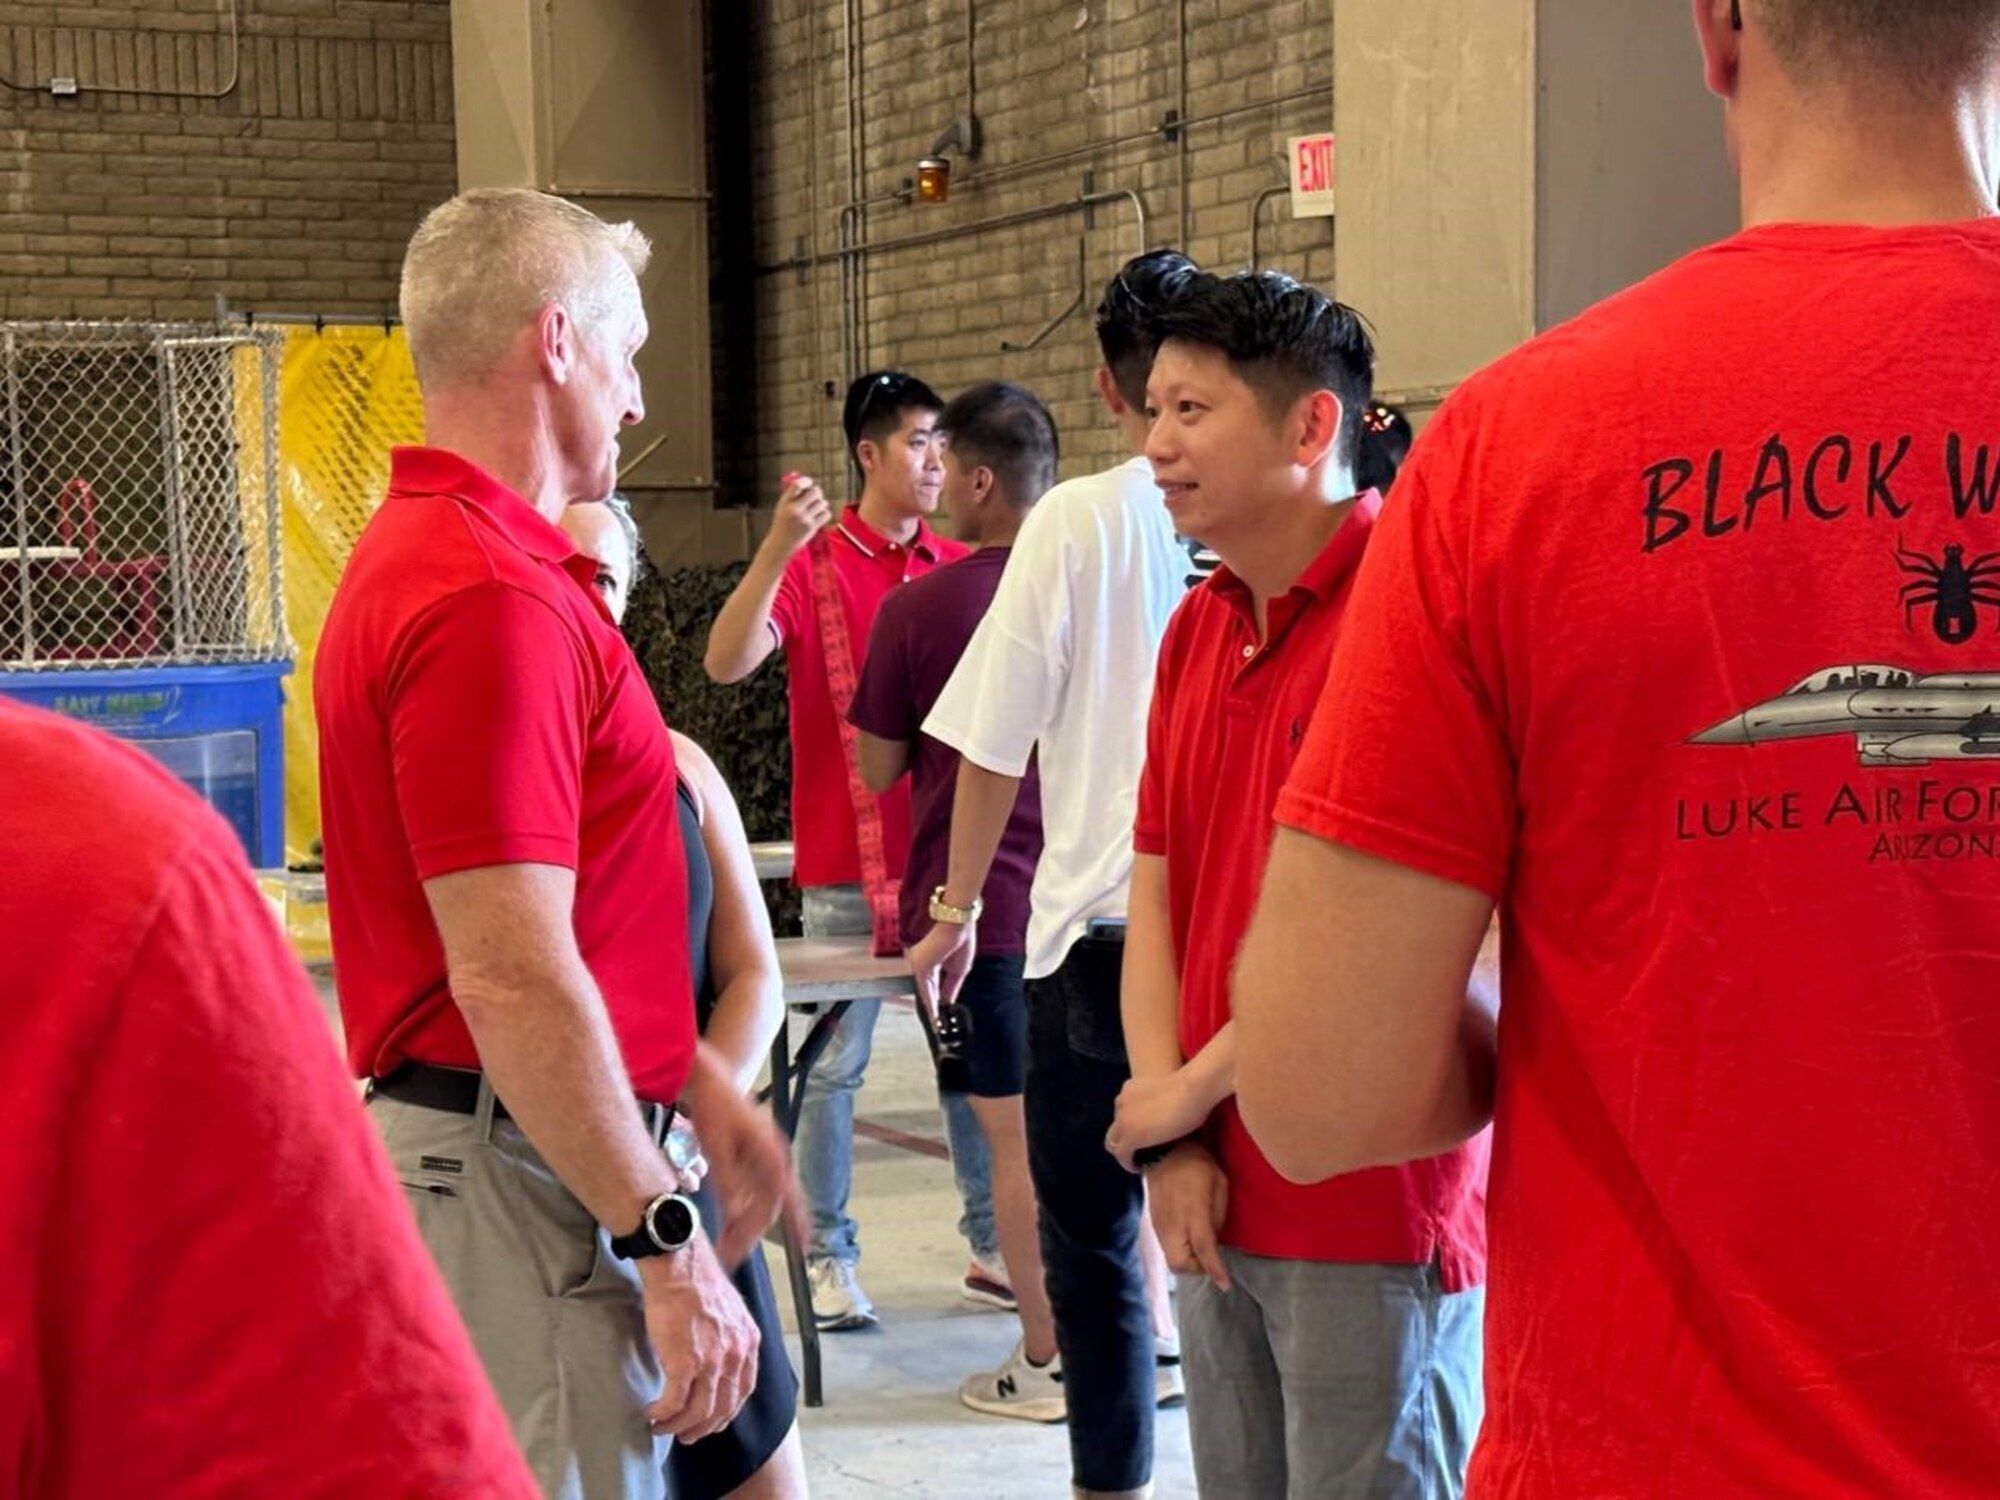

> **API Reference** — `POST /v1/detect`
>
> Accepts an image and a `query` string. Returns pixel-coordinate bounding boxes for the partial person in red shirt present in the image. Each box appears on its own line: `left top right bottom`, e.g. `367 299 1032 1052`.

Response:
705 370 990 1333
1103 271 1490 1498
849 381 1065 1421
316 188 792 1500
0 696 538 1498
1234 5 2000 1498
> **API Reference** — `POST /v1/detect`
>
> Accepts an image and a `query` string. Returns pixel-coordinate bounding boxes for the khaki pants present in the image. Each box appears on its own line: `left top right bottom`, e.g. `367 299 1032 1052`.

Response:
368 1085 669 1500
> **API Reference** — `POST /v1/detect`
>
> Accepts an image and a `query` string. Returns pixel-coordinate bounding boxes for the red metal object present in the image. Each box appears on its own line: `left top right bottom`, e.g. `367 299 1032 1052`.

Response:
46 477 171 659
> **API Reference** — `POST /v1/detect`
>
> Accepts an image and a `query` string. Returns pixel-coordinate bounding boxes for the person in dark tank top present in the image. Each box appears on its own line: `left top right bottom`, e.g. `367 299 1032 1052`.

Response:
566 498 807 1499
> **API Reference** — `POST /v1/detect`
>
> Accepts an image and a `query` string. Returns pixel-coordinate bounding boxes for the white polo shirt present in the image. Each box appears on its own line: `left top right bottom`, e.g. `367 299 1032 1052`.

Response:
924 456 1188 980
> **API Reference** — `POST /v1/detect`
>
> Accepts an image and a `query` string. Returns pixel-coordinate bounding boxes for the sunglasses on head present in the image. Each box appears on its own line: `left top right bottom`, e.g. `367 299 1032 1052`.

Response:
853 373 910 436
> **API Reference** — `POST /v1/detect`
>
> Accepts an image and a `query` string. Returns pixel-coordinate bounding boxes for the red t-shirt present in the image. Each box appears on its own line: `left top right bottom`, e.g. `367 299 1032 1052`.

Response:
770 506 968 888
0 697 536 1497
317 447 696 1103
1278 220 2000 1498
1134 499 1488 1281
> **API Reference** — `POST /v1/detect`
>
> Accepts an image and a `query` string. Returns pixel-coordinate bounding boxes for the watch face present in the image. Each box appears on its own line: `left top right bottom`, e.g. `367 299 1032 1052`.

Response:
648 1193 698 1251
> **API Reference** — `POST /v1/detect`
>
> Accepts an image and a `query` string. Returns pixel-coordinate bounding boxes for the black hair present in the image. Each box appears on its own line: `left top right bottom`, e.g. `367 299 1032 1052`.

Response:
1093 249 1201 411
1354 402 1413 496
937 382 1059 508
841 369 943 470
1148 270 1376 470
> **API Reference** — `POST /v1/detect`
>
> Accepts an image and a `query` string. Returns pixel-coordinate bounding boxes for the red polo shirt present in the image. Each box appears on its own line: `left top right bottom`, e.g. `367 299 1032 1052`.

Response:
1 697 536 1497
316 447 696 1104
770 505 968 888
1134 495 1488 1284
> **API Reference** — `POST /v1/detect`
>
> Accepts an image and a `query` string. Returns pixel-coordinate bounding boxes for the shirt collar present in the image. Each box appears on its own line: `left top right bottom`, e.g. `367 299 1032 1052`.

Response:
389 446 582 567
834 503 943 563
1208 489 1384 620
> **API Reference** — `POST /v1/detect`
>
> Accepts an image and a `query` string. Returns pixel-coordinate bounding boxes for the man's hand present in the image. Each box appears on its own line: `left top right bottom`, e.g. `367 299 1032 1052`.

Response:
640 1239 759 1442
760 474 832 561
1144 1142 1231 1292
908 919 977 1017
1107 1069 1211 1172
682 1055 798 1265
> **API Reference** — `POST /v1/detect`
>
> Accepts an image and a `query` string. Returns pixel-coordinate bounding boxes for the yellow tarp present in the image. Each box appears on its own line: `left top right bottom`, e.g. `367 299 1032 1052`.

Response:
278 325 423 867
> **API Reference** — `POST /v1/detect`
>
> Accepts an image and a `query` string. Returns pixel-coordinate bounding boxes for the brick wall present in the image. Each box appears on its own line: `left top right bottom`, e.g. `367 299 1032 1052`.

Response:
712 0 1335 528
0 1 455 323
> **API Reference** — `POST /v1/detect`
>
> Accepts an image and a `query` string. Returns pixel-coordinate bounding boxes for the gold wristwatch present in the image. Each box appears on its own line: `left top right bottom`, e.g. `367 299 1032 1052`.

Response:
928 886 984 925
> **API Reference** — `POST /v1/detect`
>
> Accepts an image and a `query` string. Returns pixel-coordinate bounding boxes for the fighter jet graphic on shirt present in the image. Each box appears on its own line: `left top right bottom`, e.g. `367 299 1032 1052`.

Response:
1692 663 2000 767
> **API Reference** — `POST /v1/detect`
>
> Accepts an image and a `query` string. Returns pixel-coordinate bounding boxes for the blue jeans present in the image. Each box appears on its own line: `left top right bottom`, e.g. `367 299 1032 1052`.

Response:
1025 932 1154 1495
796 885 996 1266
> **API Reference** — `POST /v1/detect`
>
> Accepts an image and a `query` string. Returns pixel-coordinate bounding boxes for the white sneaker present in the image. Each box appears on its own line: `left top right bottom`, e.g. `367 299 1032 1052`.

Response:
961 1251 1018 1311
959 1339 1067 1423
808 1256 878 1331
1155 1353 1185 1408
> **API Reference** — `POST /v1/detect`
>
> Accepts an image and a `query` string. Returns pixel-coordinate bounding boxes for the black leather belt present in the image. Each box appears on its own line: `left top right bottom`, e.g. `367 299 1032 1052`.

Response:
370 1063 506 1118
370 1063 678 1141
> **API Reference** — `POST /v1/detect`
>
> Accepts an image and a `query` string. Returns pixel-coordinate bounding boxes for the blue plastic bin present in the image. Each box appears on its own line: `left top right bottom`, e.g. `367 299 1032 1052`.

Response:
0 661 290 868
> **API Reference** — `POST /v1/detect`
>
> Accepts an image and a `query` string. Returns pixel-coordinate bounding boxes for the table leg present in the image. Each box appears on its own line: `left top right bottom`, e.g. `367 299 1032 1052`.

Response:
764 1000 852 1409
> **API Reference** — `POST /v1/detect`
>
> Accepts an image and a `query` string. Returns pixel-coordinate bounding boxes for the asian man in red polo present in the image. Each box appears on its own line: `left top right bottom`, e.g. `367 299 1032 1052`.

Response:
705 371 994 1331
1106 271 1489 1499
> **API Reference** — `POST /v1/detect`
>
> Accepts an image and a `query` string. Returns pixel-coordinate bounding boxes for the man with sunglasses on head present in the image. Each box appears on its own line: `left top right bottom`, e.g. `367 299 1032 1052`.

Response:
706 369 984 1333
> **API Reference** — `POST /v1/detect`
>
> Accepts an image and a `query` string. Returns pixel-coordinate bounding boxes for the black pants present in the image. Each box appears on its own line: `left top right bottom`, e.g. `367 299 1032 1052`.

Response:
1024 932 1153 1494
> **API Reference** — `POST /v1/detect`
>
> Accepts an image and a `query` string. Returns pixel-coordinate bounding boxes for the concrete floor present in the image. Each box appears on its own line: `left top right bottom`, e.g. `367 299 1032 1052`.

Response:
776 999 1197 1498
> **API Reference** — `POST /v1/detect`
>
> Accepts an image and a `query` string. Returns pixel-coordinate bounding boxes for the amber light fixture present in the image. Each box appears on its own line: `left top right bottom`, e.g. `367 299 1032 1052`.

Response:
916 157 952 203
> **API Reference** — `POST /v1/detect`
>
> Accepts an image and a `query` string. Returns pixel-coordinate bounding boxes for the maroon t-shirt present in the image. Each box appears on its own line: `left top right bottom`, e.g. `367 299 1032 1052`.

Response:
849 546 1043 952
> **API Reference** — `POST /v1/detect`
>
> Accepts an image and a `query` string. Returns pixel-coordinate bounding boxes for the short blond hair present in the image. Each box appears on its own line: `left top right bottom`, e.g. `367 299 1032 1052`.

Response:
399 188 651 388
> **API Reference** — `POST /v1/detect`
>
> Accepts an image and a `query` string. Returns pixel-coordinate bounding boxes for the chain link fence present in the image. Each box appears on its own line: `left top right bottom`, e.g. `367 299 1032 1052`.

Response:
0 322 289 670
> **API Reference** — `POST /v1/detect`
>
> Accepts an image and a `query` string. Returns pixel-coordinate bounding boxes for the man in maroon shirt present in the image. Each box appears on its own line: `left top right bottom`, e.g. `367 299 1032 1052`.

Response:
849 381 1064 1419
0 696 538 1498
1106 272 1489 1497
316 188 791 1500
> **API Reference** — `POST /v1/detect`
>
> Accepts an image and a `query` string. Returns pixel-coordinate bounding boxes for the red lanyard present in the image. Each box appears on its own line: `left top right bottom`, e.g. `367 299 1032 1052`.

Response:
807 530 903 956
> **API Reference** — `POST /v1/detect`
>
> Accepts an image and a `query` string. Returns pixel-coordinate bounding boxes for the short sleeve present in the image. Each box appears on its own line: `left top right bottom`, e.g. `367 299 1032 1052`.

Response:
386 582 594 879
1274 444 1516 899
1131 615 1182 857
848 588 917 741
924 496 1075 776
770 549 809 650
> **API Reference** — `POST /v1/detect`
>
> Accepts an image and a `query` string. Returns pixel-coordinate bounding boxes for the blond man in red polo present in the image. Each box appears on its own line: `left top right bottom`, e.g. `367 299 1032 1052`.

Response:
317 188 792 1499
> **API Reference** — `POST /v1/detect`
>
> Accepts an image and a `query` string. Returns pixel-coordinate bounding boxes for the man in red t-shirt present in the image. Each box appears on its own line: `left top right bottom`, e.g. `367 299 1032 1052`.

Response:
1234 6 2000 1497
705 370 983 1331
0 697 537 1498
316 188 791 1500
1104 272 1489 1497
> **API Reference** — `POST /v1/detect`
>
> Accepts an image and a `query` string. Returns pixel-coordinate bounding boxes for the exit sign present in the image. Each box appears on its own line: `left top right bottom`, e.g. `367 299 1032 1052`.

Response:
1289 133 1336 218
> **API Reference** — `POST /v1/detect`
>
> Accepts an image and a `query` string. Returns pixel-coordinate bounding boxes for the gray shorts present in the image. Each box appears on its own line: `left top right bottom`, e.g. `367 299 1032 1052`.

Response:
368 1087 670 1500
1179 1250 1484 1499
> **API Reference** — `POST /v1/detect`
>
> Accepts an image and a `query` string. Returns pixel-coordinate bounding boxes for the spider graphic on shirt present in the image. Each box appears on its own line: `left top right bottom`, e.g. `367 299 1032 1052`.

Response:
1896 539 2000 645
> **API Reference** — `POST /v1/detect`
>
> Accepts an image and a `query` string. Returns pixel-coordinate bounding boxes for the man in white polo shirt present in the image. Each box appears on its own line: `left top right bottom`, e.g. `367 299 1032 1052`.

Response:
909 249 1198 1500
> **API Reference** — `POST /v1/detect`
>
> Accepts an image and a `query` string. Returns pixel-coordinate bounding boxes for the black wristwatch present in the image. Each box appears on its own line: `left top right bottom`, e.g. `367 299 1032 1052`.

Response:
609 1192 700 1260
